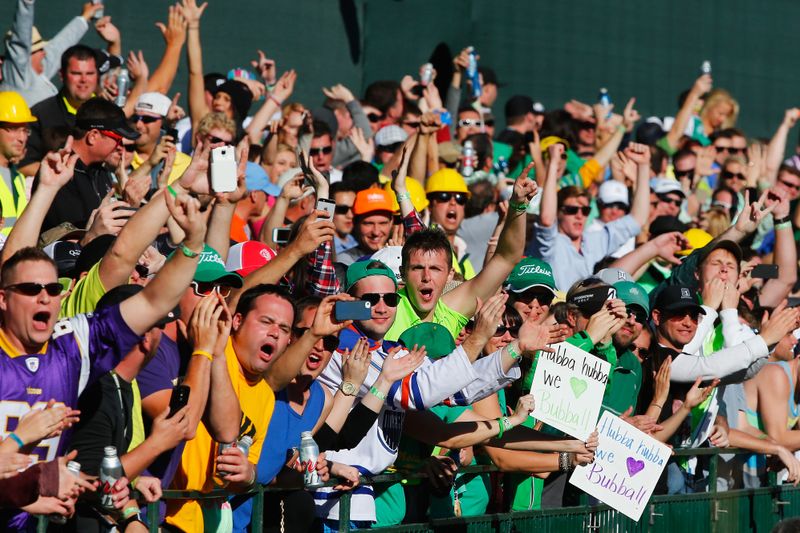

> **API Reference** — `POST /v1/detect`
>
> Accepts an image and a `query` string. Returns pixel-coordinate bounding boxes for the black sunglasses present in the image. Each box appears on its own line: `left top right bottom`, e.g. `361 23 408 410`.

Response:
4 282 63 297
403 120 421 128
633 346 650 361
428 192 467 205
122 144 136 153
674 168 694 179
133 114 161 124
309 146 333 156
560 205 591 216
721 170 746 181
715 146 746 155
361 292 400 307
367 113 383 123
601 202 628 211
514 289 555 307
293 327 339 352
627 306 648 325
657 196 682 207
334 204 352 215
208 135 230 144
493 324 520 337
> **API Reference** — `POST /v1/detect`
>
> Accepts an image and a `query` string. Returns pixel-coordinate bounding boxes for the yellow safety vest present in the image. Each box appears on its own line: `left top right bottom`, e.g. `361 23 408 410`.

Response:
0 167 28 235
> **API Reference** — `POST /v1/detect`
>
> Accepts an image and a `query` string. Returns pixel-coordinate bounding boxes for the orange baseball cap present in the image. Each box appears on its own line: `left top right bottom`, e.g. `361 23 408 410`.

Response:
353 188 395 216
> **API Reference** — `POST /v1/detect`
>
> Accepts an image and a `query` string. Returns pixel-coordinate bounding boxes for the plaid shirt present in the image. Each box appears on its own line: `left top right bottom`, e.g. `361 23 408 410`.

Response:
403 210 426 236
307 239 340 296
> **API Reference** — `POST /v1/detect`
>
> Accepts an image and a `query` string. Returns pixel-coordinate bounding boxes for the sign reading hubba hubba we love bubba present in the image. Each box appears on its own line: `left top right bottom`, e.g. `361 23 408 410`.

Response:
570 411 670 522
529 342 610 440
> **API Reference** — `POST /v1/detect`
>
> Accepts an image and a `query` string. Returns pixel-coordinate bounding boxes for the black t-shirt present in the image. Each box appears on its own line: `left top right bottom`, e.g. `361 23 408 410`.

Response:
68 372 132 477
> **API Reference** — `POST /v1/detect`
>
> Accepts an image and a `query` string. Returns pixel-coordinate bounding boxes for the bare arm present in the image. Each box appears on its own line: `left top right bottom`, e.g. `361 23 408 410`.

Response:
148 5 187 95
665 75 711 150
758 366 800 451
766 109 800 182
246 70 296 145
181 0 209 134
444 163 536 316
538 150 560 228
760 196 797 307
624 142 652 227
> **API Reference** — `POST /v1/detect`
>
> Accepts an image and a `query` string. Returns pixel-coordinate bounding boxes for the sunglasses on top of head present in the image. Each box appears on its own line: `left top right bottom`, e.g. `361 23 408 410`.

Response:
4 282 63 297
560 205 591 216
361 292 400 307
428 192 467 205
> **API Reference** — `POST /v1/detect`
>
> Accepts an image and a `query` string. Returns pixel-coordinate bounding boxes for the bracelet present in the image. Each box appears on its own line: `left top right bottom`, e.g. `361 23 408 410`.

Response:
167 184 178 198
773 215 791 225
496 417 505 440
396 191 411 202
558 451 574 472
650 403 663 410
617 125 627 134
193 350 213 363
268 94 283 107
122 507 140 520
180 243 201 258
506 342 522 360
508 200 528 213
369 386 387 401
7 432 24 448
775 221 793 231
500 416 514 432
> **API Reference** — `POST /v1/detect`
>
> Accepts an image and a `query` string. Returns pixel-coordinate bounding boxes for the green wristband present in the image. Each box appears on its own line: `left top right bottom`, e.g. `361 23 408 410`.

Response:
7 432 24 448
775 221 792 231
506 342 522 360
496 417 505 440
369 386 387 401
167 184 178 198
508 201 528 213
396 191 411 202
180 243 201 258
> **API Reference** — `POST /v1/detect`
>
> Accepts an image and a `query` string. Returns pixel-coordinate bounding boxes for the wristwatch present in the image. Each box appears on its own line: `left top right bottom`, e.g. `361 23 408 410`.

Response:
340 381 358 396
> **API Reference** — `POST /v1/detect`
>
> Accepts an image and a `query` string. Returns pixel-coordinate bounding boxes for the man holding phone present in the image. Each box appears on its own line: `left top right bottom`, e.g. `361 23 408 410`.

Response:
130 92 190 187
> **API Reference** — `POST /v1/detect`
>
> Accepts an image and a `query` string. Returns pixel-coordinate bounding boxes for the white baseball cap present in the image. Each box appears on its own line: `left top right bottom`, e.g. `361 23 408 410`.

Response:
134 92 172 117
598 181 629 206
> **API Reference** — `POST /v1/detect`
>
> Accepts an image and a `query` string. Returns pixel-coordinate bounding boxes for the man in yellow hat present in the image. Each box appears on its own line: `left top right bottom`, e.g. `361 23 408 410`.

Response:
1 0 107 107
425 168 476 279
0 90 37 239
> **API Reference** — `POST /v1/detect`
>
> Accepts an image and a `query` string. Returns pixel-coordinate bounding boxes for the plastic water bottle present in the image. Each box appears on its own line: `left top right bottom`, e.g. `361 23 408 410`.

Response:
237 435 253 460
598 88 612 119
91 0 104 20
299 431 323 489
49 461 81 524
420 63 433 86
701 60 712 75
99 447 123 510
466 47 482 99
115 68 130 107
461 140 476 178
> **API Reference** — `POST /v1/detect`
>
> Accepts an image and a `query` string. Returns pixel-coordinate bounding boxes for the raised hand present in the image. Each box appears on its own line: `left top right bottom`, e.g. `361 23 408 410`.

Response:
272 70 297 103
16 401 79 444
584 306 625 345
684 377 719 409
322 84 355 104
652 356 671 407
622 98 640 132
156 4 187 46
251 50 276 85
510 394 535 425
0 452 33 479
624 141 650 166
38 136 79 189
513 162 538 204
81 2 104 21
720 281 740 311
652 232 689 266
691 74 713 97
84 194 131 239
564 99 595 122
291 211 336 255
708 424 729 448
178 138 214 195
341 338 371 389
178 0 208 25
150 405 190 451
418 112 442 135
381 344 426 383
165 191 211 251
349 127 374 163
166 92 186 123
470 292 507 344
620 407 663 435
701 277 726 311
518 321 569 354
126 50 149 82
311 294 357 337
735 190 777 235
94 17 121 45
760 303 800 346
783 108 800 129
452 48 471 72
188 293 229 355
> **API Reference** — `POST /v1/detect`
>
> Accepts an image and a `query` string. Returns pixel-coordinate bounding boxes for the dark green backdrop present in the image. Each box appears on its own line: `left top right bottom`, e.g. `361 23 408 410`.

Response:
4 0 799 141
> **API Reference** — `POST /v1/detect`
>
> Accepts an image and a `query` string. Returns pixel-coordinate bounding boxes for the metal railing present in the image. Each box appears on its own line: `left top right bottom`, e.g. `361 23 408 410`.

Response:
34 447 800 532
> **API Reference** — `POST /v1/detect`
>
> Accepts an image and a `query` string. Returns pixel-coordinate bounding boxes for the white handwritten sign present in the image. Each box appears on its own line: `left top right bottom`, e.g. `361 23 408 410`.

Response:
529 342 610 440
569 411 670 522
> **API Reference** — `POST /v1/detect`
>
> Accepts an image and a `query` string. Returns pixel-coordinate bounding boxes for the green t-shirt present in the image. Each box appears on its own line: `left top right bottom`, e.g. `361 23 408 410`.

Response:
59 261 107 318
385 287 469 342
600 350 642 417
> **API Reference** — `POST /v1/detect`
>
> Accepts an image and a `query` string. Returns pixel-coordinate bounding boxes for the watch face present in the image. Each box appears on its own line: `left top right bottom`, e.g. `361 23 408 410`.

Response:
342 382 357 395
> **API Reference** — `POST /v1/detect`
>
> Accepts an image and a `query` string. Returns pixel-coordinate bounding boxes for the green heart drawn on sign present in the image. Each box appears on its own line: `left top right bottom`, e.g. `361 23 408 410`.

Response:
569 377 588 398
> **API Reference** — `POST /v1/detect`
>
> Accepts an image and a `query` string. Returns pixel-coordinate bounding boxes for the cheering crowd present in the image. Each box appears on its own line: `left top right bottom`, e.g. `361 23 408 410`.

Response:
0 0 800 531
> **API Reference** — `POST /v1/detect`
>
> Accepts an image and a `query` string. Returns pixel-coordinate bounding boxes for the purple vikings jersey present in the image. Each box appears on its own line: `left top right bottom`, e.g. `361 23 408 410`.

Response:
0 304 140 531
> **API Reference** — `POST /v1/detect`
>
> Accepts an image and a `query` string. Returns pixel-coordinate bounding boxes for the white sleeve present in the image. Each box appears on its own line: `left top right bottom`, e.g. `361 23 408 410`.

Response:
669 336 770 382
681 306 718 355
719 309 756 348
452 349 521 405
387 345 478 410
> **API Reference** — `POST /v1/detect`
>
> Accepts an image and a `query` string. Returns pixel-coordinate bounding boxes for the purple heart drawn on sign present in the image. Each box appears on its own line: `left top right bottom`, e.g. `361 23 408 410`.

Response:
626 457 645 477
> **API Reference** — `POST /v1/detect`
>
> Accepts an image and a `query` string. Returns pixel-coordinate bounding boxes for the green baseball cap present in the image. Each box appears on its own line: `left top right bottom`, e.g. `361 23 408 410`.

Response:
398 322 455 360
614 280 649 315
345 259 398 292
505 258 557 294
189 245 243 287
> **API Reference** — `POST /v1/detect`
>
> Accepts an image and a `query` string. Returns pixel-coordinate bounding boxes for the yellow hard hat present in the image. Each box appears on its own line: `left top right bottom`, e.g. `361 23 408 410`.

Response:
0 92 37 123
678 228 713 256
540 135 570 153
385 177 429 213
425 168 470 197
